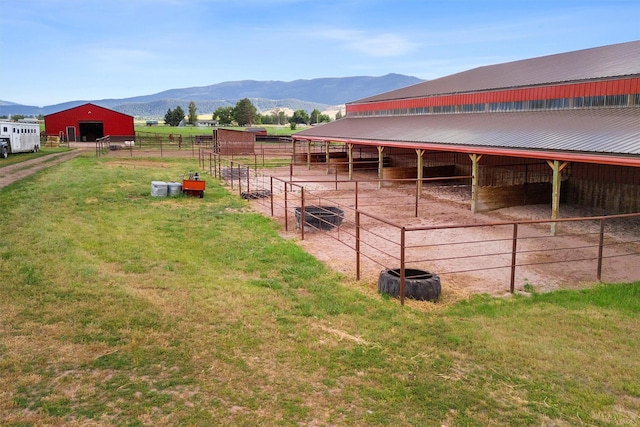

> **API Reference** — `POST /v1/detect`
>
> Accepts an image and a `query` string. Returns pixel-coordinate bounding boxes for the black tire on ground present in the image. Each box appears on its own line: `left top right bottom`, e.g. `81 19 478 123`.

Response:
1 147 7 159
378 268 441 302
200 191 204 198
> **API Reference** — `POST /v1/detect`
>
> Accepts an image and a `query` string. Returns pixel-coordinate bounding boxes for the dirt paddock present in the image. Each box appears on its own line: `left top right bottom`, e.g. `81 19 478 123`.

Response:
242 164 640 302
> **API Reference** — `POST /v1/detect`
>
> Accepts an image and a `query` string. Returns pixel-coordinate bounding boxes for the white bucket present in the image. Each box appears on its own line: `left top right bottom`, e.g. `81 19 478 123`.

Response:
151 181 168 197
167 181 182 196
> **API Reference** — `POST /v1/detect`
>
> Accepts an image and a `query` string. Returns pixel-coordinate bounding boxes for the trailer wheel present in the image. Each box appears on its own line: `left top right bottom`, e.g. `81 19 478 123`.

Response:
0 146 7 159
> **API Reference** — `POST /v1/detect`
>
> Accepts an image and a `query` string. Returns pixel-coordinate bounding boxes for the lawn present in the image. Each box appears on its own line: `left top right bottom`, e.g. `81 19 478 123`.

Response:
0 153 639 426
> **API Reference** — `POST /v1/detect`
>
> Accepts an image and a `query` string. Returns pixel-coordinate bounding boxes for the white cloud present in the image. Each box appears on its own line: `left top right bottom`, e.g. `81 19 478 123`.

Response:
316 28 417 57
351 33 417 57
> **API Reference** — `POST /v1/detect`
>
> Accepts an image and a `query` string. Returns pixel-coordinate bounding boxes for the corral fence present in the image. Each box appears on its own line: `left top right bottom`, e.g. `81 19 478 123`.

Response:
96 132 293 160
201 151 640 304
96 136 110 156
354 211 640 304
95 132 218 158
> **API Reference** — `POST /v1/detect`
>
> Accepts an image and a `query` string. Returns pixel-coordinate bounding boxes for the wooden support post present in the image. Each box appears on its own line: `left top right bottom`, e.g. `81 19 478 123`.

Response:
306 140 311 169
348 143 354 180
469 153 483 213
325 141 330 174
547 160 570 236
377 145 384 189
416 149 424 197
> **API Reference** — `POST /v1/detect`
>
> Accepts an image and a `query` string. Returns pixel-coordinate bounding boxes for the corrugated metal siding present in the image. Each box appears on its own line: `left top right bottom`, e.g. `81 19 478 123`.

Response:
356 41 640 103
347 78 640 115
294 108 640 159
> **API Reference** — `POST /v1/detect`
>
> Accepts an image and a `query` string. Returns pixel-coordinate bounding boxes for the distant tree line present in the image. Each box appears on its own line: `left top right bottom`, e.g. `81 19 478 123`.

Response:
0 114 44 121
164 101 198 126
163 98 341 128
211 98 335 128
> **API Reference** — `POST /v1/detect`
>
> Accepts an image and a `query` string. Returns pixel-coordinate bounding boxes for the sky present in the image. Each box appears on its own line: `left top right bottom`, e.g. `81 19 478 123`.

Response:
1 0 639 107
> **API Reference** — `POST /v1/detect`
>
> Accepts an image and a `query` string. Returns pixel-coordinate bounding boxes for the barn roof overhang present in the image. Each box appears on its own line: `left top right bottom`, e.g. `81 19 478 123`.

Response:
292 108 640 168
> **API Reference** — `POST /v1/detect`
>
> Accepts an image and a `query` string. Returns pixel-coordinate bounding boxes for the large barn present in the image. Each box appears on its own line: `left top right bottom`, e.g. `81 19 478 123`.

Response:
293 41 640 223
45 103 134 142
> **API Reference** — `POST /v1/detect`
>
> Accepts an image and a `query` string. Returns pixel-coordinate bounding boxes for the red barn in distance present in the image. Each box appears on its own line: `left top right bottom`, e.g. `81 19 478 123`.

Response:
45 103 134 142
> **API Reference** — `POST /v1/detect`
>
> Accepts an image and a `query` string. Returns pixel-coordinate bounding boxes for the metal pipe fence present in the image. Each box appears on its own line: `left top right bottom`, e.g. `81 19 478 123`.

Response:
354 211 640 303
95 136 110 156
204 149 640 304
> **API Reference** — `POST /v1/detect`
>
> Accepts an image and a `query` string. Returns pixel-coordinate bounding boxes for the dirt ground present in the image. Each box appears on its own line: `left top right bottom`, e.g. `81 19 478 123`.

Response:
244 165 640 303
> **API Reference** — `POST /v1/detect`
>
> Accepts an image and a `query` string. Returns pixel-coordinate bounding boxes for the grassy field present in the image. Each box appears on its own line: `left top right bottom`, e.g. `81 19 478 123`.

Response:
0 153 639 426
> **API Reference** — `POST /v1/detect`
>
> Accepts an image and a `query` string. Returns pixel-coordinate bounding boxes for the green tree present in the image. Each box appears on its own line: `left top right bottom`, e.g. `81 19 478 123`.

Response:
213 106 234 126
234 98 257 126
257 113 270 124
335 110 343 120
290 109 309 125
164 106 185 126
173 106 185 126
164 108 174 126
278 111 287 126
310 109 322 124
270 109 280 125
310 109 331 124
188 101 197 125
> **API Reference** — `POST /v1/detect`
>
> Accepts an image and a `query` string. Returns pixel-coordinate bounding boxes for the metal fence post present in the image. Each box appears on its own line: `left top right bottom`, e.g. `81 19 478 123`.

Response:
270 176 274 217
510 223 518 293
246 165 250 195
230 161 234 190
300 187 305 241
284 181 288 232
356 210 361 280
400 227 406 306
597 218 605 281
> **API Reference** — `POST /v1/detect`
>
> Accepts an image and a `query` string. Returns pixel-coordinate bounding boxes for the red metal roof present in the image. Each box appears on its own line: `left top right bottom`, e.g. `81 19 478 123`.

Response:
293 107 640 167
294 42 640 167
356 41 640 103
45 102 134 118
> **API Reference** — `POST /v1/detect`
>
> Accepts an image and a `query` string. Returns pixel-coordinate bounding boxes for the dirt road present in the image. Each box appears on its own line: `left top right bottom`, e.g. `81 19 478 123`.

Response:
0 149 86 190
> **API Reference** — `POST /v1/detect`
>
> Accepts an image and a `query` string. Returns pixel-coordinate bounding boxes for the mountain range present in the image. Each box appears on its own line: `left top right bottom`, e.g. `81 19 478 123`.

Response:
0 74 423 119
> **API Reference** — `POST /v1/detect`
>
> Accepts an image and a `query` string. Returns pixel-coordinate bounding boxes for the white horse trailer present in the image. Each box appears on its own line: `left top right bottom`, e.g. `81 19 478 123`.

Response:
0 120 41 158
